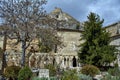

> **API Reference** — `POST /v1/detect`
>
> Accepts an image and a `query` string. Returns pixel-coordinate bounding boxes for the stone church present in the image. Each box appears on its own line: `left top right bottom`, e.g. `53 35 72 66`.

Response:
0 8 120 69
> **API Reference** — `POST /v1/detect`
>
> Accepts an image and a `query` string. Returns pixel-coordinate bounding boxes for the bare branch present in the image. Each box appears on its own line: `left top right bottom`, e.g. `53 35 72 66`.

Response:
25 38 32 49
0 0 65 67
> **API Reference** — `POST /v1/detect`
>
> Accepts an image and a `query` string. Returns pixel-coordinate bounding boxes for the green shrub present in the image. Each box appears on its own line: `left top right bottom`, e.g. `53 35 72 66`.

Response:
61 69 79 80
32 77 48 80
108 67 120 76
18 66 32 80
78 74 93 80
114 63 118 67
32 77 57 80
44 64 56 76
4 65 21 79
80 65 100 77
32 77 40 80
50 77 57 80
101 74 120 80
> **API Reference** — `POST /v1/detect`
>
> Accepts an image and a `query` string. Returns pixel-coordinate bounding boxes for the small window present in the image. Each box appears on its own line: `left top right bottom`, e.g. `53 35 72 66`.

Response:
116 29 120 34
56 15 59 18
54 44 57 53
116 30 119 34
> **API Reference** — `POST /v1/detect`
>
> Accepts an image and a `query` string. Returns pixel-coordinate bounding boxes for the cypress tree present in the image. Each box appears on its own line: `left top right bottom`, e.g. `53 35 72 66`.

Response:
78 12 118 67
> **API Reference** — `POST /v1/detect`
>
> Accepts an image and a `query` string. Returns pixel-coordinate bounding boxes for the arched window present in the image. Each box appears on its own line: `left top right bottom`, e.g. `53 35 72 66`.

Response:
53 57 55 66
64 57 66 65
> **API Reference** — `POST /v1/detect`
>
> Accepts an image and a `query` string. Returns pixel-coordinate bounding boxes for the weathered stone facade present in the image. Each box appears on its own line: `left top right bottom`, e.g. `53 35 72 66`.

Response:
105 22 120 36
105 22 120 66
0 29 82 69
105 22 120 51
49 7 84 30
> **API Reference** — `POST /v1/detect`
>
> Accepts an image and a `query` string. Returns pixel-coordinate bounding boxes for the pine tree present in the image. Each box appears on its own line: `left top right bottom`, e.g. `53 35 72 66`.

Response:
78 12 118 67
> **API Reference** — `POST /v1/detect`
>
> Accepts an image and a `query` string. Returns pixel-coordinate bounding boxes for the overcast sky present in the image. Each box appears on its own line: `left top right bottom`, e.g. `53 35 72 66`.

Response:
45 0 120 26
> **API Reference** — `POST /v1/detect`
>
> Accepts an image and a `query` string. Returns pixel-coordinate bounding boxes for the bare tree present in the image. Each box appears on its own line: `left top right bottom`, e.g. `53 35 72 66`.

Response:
0 0 64 69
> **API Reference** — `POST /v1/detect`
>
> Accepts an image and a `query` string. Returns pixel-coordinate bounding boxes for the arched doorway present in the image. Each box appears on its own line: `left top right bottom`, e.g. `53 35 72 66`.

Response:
72 56 77 67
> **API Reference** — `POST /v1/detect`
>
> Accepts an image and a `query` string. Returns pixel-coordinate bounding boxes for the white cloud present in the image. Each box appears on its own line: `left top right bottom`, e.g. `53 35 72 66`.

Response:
46 0 120 26
88 0 120 26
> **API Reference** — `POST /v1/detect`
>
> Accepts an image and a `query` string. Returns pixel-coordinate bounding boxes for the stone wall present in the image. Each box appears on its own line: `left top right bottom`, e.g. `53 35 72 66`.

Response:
105 22 120 37
105 22 120 67
0 29 82 69
57 30 82 55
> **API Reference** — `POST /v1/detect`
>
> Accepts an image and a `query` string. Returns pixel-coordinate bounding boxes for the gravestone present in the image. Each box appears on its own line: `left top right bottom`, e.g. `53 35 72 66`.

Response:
39 69 49 78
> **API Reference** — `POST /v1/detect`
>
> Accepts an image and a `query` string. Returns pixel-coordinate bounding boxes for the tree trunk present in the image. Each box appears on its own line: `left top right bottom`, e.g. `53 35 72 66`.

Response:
21 41 26 67
2 33 7 73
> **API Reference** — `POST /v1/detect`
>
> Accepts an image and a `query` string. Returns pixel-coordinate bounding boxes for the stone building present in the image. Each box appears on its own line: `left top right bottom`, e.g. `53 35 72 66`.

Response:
0 8 83 69
0 8 120 69
0 29 83 69
105 22 120 66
